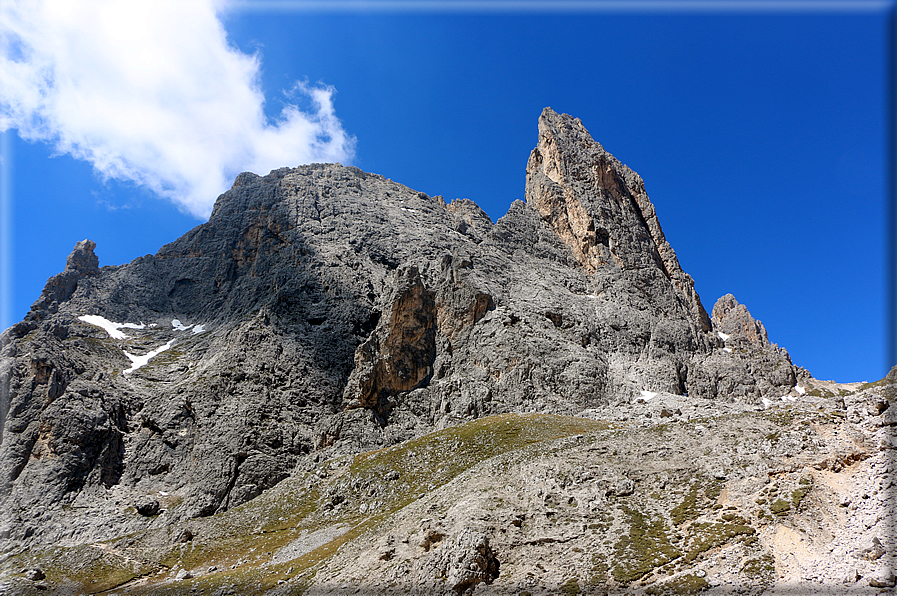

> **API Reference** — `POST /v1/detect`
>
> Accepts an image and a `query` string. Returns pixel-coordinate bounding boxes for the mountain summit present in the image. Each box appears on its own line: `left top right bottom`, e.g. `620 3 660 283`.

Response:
527 108 711 333
1 109 891 595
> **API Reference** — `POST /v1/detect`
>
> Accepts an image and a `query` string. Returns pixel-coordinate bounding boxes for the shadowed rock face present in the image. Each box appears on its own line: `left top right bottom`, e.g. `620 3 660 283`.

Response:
0 109 798 552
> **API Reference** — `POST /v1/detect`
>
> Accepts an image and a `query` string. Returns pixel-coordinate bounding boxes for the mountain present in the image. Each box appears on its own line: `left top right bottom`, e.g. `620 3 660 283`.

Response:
0 108 893 595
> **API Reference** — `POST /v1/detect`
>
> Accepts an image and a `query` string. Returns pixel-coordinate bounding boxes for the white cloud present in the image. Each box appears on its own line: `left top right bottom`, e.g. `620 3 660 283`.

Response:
0 0 355 219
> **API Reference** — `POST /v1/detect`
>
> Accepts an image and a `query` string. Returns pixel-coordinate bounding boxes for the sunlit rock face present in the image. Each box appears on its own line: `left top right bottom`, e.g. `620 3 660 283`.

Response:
525 107 711 333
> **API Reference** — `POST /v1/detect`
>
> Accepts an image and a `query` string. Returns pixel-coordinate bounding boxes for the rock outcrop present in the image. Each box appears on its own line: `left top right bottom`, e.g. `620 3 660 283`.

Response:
343 266 437 415
0 109 802 562
712 293 770 346
23 239 100 322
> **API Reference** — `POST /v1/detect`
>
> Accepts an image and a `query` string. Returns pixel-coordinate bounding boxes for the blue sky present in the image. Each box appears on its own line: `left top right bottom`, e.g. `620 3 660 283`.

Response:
0 0 893 383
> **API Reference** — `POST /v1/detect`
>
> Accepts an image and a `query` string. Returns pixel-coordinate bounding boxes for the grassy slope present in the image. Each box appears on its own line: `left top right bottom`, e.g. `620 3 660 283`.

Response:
3 414 608 595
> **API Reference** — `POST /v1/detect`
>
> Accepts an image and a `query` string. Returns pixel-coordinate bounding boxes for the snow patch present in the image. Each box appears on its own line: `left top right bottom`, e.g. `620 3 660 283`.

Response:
123 340 175 374
781 395 797 403
172 319 194 331
401 207 418 213
717 331 730 341
723 347 733 353
762 398 774 409
192 324 206 334
640 390 657 401
79 315 135 340
795 385 806 396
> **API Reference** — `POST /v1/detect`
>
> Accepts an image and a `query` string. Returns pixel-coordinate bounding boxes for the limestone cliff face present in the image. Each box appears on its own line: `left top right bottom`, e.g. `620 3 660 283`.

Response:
0 110 799 554
526 107 712 333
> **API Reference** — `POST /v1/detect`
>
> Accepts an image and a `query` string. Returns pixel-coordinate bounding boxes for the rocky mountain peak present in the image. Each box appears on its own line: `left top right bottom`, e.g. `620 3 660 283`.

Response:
526 107 711 332
0 109 817 584
65 239 99 275
712 293 770 346
23 239 101 321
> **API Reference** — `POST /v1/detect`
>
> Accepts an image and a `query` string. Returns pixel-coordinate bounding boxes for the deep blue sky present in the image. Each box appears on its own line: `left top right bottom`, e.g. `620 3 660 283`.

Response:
2 2 892 383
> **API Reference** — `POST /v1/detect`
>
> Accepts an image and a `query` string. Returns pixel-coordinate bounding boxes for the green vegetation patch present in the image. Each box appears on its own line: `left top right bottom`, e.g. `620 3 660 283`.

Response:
24 543 158 594
589 555 610 588
859 378 887 391
720 513 748 524
144 348 186 368
560 577 582 594
741 553 776 584
612 505 681 583
342 413 609 515
770 498 791 515
670 483 699 526
670 477 722 526
682 522 755 563
758 408 794 427
790 476 813 510
806 388 835 399
645 573 709 595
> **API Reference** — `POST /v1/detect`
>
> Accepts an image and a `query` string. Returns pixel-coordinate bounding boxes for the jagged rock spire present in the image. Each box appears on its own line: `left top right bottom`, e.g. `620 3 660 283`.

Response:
525 107 711 332
712 293 770 346
28 239 100 316
65 239 99 274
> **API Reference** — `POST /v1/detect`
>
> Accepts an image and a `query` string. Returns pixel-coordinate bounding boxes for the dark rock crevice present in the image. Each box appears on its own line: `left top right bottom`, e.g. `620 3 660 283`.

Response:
342 266 438 414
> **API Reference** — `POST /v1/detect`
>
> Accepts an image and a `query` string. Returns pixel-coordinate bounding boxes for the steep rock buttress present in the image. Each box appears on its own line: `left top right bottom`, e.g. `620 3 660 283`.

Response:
526 107 712 333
